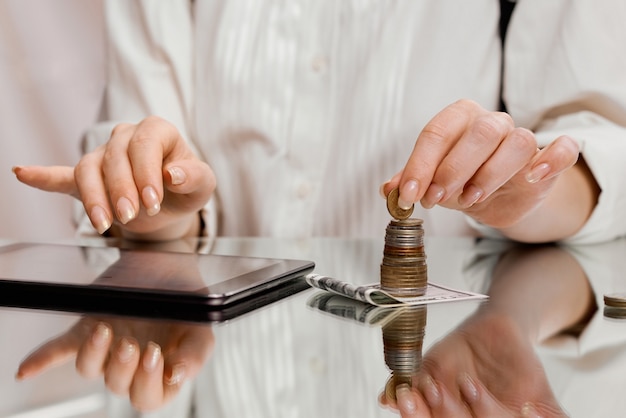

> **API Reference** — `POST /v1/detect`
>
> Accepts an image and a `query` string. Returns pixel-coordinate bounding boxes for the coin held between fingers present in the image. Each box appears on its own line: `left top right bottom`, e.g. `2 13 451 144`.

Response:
387 188 414 220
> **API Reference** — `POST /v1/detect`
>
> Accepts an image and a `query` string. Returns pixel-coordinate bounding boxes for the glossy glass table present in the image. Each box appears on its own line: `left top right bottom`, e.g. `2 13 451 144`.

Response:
1 236 625 418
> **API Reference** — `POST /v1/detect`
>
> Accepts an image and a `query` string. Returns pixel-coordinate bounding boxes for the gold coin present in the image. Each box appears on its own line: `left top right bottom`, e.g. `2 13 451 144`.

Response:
384 374 413 402
387 188 414 220
604 293 626 308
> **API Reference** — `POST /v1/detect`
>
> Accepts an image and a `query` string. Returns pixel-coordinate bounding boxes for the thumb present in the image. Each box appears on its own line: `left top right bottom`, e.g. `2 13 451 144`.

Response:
163 326 214 389
13 165 79 199
163 160 216 201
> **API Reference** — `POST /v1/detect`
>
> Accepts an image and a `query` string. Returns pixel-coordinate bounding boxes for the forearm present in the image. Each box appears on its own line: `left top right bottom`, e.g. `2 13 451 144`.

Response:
486 245 596 343
499 157 600 243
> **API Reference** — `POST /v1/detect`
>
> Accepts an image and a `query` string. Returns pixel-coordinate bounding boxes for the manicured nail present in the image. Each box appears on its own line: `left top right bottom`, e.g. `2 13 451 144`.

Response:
90 205 111 234
168 166 186 185
521 402 542 418
91 323 111 348
117 338 136 363
421 184 445 209
166 363 187 386
379 182 389 199
15 364 30 380
396 384 417 414
459 373 478 403
421 376 441 408
141 186 161 216
431 185 445 202
143 342 161 372
116 197 136 224
459 184 483 208
398 179 419 210
526 163 551 184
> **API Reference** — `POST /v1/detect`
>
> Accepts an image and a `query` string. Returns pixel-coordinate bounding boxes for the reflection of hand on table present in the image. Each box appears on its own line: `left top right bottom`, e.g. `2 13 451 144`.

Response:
16 246 214 412
381 311 566 417
379 244 596 417
16 315 214 412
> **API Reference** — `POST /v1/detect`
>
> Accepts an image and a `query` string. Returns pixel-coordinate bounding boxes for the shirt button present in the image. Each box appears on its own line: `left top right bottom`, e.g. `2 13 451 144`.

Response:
309 356 327 375
311 54 328 73
297 181 313 199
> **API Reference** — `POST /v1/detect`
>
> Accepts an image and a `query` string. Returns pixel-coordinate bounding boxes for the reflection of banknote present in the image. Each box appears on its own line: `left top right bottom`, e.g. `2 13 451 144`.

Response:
307 292 403 327
304 273 487 307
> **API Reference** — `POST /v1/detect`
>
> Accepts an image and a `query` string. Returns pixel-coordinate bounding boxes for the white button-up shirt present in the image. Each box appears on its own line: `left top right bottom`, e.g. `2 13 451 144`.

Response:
82 0 626 243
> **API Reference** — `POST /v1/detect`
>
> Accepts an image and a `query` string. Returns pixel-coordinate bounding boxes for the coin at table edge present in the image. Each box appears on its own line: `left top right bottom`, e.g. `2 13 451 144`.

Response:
604 293 626 308
387 188 414 220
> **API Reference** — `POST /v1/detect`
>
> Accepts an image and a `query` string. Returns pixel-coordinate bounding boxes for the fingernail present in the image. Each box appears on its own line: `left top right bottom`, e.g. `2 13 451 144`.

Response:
141 186 161 216
11 166 22 175
379 182 389 199
91 322 111 348
117 337 136 363
459 373 478 403
459 184 483 208
421 376 441 408
168 166 186 185
166 363 187 386
15 364 30 380
396 384 417 414
421 184 445 209
431 185 445 202
398 179 419 210
521 402 542 418
90 205 111 234
143 342 161 372
116 197 136 224
526 163 551 184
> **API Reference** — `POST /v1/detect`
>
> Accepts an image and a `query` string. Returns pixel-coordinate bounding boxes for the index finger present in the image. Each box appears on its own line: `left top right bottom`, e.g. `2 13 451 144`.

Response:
16 330 83 380
395 100 477 207
13 165 78 198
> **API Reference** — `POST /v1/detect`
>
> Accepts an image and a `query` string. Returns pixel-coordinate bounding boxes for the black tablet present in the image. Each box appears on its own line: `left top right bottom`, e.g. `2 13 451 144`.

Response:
0 242 315 318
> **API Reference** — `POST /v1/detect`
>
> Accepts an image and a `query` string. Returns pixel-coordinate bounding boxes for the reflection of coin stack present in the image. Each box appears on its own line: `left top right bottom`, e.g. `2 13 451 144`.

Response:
604 293 626 319
380 219 427 297
383 306 427 401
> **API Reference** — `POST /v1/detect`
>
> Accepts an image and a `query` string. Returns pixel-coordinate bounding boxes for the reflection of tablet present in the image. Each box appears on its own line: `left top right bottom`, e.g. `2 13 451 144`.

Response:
0 243 315 315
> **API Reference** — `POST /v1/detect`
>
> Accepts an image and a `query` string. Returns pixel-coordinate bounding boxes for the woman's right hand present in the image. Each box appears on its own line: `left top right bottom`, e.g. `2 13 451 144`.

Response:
14 116 216 241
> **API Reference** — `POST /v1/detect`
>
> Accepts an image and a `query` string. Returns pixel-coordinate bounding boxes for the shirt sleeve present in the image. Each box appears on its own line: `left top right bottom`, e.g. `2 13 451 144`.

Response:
74 1 217 239
103 0 195 137
536 113 626 244
491 0 626 244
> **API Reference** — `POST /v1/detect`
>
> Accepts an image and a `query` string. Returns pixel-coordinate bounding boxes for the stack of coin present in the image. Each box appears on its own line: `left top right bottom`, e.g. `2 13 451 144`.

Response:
604 293 626 319
382 188 427 297
383 306 427 402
